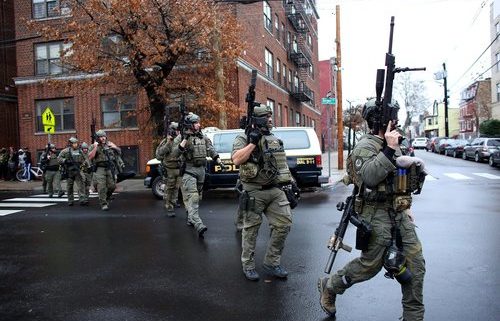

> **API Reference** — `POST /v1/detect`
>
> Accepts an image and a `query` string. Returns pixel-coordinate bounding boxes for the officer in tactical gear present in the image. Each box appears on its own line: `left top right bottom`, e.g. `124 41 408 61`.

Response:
80 142 93 199
156 121 182 216
231 104 294 281
57 137 88 206
318 99 426 321
40 143 63 198
173 112 222 237
88 130 122 211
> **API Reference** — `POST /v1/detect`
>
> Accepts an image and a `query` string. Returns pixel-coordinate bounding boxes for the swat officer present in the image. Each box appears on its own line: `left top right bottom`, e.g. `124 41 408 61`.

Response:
58 137 88 206
88 130 121 211
173 112 222 237
80 142 93 199
231 105 293 281
317 99 425 321
156 122 182 217
40 144 63 198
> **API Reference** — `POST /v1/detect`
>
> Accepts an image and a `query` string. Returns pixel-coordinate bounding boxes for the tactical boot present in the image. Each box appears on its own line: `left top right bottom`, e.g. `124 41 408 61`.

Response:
186 220 194 227
243 269 260 281
317 277 336 317
58 191 65 198
198 226 208 238
68 201 74 206
263 264 288 278
102 205 109 211
48 194 53 198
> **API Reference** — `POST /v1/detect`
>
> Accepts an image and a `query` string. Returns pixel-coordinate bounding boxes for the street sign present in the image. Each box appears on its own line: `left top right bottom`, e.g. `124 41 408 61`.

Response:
322 97 336 105
44 125 55 134
42 107 55 126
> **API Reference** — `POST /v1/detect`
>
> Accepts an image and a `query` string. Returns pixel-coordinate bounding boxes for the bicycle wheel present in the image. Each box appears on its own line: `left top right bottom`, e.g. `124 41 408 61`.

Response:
33 167 44 180
16 169 28 182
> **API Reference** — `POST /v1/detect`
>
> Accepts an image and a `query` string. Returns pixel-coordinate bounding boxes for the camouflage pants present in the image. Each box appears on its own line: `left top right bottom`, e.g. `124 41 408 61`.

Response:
163 167 181 211
181 166 206 232
326 206 425 321
66 172 87 203
82 172 93 198
45 170 62 196
241 187 292 270
93 167 116 207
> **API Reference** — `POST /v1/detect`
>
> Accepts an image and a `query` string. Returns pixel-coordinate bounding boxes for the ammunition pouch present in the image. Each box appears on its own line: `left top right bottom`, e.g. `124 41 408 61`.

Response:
239 191 249 212
67 163 81 178
283 186 298 209
192 158 207 167
355 221 372 251
393 195 412 212
240 162 258 179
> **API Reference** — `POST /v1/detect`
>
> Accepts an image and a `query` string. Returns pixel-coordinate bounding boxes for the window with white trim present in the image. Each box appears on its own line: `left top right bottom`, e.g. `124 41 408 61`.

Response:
35 41 71 75
275 14 280 39
265 48 274 79
263 1 272 32
33 0 62 19
276 58 281 84
267 99 275 124
101 95 138 128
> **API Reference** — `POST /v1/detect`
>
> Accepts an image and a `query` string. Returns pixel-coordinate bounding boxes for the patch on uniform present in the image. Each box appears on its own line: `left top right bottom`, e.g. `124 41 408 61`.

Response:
354 157 363 170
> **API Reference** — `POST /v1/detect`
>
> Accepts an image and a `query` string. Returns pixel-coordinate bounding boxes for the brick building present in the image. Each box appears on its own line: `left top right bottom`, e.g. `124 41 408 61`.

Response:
0 0 19 148
459 79 492 139
13 0 321 174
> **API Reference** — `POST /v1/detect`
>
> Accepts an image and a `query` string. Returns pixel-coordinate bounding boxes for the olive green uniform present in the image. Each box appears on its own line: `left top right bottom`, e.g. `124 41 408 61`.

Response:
156 136 182 213
81 151 93 198
173 133 218 233
325 134 425 321
232 133 293 271
89 143 120 208
40 151 62 197
57 147 88 204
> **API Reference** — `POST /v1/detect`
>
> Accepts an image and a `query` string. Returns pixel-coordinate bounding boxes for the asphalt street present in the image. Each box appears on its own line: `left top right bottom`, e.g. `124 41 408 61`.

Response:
0 150 499 321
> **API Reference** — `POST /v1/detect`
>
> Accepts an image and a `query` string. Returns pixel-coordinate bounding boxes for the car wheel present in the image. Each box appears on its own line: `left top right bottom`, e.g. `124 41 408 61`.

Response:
444 150 448 156
489 156 496 167
462 152 467 160
474 153 480 163
453 150 457 158
152 176 165 200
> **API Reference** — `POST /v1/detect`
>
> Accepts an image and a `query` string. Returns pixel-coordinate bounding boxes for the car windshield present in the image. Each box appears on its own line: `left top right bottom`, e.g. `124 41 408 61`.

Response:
487 139 500 147
273 130 311 149
212 132 240 153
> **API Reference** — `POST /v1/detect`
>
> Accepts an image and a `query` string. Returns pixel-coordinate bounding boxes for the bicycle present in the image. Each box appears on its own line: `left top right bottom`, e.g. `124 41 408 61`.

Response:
16 164 44 182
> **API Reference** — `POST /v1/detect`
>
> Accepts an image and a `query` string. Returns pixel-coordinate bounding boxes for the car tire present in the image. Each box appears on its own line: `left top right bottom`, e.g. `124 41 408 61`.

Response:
474 153 480 163
444 150 448 156
462 152 467 160
489 156 495 167
152 176 165 200
453 151 457 158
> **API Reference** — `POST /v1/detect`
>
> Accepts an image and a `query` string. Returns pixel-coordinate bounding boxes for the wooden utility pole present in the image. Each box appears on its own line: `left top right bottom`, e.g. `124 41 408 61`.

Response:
213 14 227 129
336 5 344 169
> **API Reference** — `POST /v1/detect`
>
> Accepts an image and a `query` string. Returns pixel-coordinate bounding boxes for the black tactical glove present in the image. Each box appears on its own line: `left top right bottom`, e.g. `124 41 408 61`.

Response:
182 132 192 141
247 129 262 145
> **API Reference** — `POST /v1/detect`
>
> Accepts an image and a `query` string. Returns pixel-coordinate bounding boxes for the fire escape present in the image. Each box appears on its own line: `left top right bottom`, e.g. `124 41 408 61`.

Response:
286 0 313 103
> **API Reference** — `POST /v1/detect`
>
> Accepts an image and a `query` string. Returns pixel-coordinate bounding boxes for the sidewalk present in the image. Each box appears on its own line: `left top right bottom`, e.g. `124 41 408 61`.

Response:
321 150 348 185
0 178 146 193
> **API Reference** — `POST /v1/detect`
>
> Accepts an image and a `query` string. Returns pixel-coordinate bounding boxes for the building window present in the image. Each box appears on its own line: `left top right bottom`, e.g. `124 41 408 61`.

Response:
289 108 294 126
35 98 74 132
281 23 286 44
296 112 301 126
275 14 280 39
276 59 281 84
33 0 62 19
267 99 275 124
283 63 287 88
427 118 432 126
263 1 272 32
497 83 500 102
101 95 138 128
287 31 291 49
311 119 315 129
293 74 299 92
277 103 282 126
288 68 292 89
35 42 71 75
309 64 314 79
265 48 274 79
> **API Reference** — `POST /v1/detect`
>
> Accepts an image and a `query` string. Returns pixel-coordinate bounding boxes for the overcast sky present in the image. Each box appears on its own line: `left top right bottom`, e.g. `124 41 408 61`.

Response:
316 0 492 111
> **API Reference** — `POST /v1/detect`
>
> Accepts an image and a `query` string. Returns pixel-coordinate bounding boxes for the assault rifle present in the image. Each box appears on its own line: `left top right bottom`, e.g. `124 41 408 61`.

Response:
324 186 372 274
373 16 426 133
178 95 188 135
244 69 259 135
90 115 97 144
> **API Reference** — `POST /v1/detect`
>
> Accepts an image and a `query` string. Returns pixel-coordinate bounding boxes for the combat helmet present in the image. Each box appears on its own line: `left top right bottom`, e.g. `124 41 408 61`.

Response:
49 143 56 149
169 122 179 130
69 137 79 144
96 130 107 137
81 142 89 149
185 112 200 124
253 104 272 117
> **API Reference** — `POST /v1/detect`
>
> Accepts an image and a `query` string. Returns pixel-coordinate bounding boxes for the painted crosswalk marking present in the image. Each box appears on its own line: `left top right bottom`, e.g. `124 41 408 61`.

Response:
472 173 500 180
3 198 74 202
0 203 55 208
0 210 23 216
443 173 473 180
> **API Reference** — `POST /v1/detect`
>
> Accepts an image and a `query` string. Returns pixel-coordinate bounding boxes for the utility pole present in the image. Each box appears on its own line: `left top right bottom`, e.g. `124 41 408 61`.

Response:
335 5 344 170
443 62 449 137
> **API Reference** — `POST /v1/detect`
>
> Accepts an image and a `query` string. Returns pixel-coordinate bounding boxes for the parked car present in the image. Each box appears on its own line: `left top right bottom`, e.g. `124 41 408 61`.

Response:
144 127 328 199
462 137 500 162
489 147 500 167
412 137 428 150
401 139 415 156
444 139 470 158
436 138 453 154
426 137 447 153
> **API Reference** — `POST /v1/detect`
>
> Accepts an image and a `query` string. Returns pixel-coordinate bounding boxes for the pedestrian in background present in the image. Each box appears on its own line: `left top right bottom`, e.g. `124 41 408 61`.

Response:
7 147 17 181
24 147 32 181
0 148 8 180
